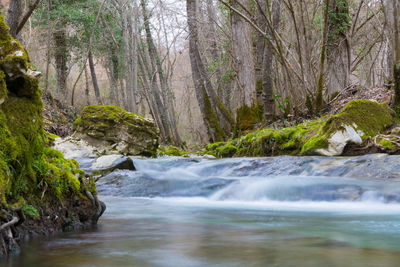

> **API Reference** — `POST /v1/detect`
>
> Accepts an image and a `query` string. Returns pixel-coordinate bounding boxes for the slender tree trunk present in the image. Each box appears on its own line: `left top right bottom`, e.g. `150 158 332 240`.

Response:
141 0 177 144
53 29 68 95
262 0 281 122
132 3 139 113
392 0 400 107
316 0 330 113
255 0 267 108
84 62 90 105
122 11 134 112
187 0 224 142
88 49 102 105
44 0 51 92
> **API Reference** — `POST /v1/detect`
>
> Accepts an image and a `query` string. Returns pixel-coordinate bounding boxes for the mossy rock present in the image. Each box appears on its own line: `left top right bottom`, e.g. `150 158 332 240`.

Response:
233 105 263 138
0 13 97 213
73 105 159 157
302 100 395 155
203 100 395 158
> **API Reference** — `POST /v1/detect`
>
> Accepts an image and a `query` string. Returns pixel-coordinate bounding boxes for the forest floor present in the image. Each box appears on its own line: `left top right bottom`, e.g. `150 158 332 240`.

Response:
42 92 77 137
327 85 393 114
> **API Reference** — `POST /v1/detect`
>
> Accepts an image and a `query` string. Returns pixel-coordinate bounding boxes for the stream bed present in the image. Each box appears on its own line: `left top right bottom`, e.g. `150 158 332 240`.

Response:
5 154 400 266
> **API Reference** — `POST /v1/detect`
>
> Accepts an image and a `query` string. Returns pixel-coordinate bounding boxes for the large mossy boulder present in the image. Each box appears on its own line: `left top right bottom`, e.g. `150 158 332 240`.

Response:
302 100 395 156
0 15 103 257
72 105 159 157
204 100 396 157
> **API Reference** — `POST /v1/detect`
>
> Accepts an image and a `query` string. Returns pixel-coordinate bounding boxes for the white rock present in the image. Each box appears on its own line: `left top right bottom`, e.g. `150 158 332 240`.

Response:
316 124 363 156
53 137 99 159
90 155 135 173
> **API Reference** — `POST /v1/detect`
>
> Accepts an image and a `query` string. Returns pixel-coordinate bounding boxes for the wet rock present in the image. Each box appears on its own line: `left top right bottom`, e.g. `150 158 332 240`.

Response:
89 155 135 176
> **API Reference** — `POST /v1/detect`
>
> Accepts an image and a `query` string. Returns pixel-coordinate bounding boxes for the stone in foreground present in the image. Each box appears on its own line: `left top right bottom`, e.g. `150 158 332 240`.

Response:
73 105 159 157
89 155 136 176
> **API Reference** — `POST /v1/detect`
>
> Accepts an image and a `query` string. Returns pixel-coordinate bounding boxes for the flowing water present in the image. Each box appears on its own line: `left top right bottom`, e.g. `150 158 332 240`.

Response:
5 154 400 266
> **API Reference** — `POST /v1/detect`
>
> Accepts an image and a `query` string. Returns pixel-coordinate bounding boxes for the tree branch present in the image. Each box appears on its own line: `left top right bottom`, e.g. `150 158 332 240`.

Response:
16 0 41 35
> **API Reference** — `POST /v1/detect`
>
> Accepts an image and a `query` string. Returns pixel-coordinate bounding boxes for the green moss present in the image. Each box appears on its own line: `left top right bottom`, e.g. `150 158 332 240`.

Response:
325 100 394 137
379 139 397 150
217 143 237 157
204 100 395 158
0 13 95 208
44 131 60 146
73 105 159 157
203 142 226 157
234 104 263 138
158 145 189 157
33 148 82 199
302 100 395 154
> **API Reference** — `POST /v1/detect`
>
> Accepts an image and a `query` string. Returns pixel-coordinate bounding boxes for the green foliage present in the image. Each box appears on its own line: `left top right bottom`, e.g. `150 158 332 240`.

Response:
157 146 189 157
22 205 39 218
273 94 291 118
327 0 351 47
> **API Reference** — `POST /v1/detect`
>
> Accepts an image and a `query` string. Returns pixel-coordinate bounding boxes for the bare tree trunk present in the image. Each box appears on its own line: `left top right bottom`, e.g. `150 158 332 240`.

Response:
392 0 400 107
255 0 267 107
141 0 184 144
44 0 51 92
386 0 395 82
262 0 281 122
230 0 256 110
6 0 22 39
123 10 134 112
187 0 224 142
88 49 102 105
84 62 90 105
316 0 330 113
326 0 350 97
53 29 68 95
131 3 139 113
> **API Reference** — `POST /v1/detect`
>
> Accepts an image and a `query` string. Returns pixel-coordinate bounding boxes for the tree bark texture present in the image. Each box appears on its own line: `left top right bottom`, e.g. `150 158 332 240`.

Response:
88 49 102 104
6 0 22 39
230 0 256 110
326 0 351 96
53 29 68 95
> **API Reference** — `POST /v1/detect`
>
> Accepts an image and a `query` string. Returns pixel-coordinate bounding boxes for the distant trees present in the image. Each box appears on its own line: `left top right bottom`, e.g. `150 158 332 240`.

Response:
5 0 398 145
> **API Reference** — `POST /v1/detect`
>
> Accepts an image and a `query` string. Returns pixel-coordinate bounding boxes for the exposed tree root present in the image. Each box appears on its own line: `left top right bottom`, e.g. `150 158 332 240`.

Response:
0 209 22 258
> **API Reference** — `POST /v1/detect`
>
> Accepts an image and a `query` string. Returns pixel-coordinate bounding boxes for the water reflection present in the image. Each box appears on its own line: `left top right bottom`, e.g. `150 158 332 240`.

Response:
5 197 400 267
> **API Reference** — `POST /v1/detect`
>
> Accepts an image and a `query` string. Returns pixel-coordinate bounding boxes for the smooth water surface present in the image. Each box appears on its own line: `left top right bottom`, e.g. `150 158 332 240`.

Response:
6 155 400 266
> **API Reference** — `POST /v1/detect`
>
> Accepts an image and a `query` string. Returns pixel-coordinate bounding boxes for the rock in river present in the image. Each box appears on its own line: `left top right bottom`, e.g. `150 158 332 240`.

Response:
89 155 136 176
57 105 159 158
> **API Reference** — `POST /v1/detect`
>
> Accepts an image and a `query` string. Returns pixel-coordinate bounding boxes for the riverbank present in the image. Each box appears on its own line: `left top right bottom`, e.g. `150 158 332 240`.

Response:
0 14 104 258
203 99 400 158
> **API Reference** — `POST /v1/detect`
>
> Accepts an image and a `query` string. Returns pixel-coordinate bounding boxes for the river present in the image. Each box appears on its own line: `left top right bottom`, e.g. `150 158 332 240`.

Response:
5 154 400 266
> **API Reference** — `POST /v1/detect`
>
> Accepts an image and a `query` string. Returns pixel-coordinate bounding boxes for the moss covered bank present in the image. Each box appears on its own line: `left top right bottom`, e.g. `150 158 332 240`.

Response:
204 100 397 158
0 15 104 257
